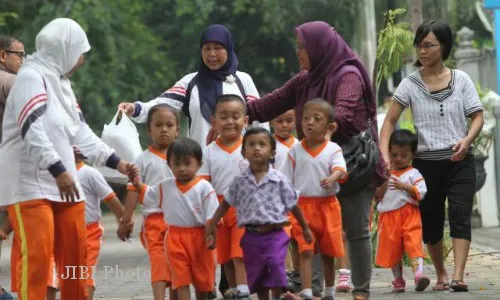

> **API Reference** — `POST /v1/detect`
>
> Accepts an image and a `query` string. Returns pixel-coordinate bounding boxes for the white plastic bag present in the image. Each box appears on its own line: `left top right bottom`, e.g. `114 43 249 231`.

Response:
96 110 142 184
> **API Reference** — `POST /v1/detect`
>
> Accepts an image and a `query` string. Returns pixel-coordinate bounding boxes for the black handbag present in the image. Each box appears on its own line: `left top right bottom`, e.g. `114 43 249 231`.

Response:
337 104 379 198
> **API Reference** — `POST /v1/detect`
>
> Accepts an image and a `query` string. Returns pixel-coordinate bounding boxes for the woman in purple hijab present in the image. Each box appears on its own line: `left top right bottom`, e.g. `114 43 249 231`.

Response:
245 21 386 300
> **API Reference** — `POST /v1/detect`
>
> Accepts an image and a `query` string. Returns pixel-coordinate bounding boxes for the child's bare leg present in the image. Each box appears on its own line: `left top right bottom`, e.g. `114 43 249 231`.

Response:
233 258 250 295
224 262 237 291
234 258 247 285
321 254 335 297
336 255 348 269
195 291 207 300
170 288 178 300
152 281 167 300
46 287 57 300
176 286 190 300
290 239 300 271
257 289 269 300
299 250 313 298
271 287 283 300
87 285 95 300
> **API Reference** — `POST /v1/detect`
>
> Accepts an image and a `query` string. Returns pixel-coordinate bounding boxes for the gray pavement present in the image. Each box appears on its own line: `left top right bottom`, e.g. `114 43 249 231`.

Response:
2 214 500 299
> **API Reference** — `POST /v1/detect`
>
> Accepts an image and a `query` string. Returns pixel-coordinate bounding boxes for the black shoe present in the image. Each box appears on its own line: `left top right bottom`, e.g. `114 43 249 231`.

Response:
206 288 218 299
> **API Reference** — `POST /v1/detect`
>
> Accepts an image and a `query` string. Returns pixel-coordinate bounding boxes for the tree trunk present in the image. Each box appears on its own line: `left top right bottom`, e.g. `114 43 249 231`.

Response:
410 0 423 32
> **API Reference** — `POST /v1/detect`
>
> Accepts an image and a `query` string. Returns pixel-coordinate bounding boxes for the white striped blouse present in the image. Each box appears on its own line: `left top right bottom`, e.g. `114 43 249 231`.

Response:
393 69 483 160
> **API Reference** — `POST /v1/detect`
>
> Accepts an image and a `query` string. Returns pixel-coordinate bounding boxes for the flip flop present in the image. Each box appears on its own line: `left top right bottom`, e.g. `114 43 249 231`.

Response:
432 281 450 291
450 280 469 292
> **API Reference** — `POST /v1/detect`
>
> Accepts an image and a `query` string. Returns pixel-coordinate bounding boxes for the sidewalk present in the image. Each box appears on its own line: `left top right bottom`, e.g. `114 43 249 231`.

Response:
2 214 500 299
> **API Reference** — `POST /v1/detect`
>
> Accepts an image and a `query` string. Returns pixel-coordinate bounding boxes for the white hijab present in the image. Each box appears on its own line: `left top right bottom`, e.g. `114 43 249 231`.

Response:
26 18 91 136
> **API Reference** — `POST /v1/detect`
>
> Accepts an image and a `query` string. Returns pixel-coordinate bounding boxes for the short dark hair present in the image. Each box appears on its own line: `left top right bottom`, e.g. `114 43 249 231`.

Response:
214 94 247 115
389 129 418 153
167 138 203 165
0 35 17 50
147 104 180 129
303 98 335 123
414 20 453 67
242 127 276 152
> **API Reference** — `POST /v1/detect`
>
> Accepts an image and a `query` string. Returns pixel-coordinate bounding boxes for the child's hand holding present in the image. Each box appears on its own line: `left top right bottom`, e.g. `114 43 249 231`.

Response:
320 169 345 190
320 177 336 190
0 229 8 240
117 218 134 241
302 226 313 244
389 176 409 191
374 181 389 201
205 220 217 249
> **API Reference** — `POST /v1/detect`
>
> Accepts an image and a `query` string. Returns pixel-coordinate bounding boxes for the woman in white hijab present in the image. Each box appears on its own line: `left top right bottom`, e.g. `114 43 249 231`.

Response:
0 18 135 299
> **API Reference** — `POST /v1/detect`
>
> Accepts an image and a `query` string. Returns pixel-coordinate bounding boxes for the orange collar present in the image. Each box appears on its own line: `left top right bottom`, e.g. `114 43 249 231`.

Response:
274 134 296 148
215 136 243 154
76 162 85 171
148 146 167 160
301 139 328 158
391 166 413 177
176 177 203 194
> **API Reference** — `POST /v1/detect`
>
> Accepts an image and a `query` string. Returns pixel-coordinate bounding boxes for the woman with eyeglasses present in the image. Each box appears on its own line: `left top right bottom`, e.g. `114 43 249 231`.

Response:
0 19 136 299
380 20 484 293
0 34 24 300
239 21 386 300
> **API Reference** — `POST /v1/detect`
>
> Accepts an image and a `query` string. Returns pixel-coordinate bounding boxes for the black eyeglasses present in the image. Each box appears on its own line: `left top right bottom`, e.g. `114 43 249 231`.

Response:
414 43 440 50
3 50 26 58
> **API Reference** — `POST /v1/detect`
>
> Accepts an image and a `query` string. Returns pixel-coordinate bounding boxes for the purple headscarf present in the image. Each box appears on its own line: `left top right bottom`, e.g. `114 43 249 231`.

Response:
197 24 239 122
295 21 376 118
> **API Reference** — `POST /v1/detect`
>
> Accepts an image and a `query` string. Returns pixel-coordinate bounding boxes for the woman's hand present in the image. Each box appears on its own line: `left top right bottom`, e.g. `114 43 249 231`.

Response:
56 171 80 202
117 102 135 116
451 138 471 162
116 161 139 183
206 127 219 146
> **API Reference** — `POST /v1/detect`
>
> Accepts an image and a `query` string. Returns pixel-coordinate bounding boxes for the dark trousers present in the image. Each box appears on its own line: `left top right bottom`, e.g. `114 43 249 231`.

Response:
413 155 476 244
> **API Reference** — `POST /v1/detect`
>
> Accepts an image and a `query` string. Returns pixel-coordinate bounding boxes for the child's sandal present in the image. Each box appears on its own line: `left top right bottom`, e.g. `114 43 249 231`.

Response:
431 281 450 291
450 280 468 292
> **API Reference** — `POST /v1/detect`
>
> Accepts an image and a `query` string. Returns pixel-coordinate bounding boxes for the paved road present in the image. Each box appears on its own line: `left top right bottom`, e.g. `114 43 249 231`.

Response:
2 214 500 299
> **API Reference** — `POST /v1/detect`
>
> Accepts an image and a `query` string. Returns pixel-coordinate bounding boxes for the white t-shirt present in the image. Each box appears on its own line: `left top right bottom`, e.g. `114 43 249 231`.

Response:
127 147 174 216
132 71 268 149
139 177 218 227
77 163 115 224
198 137 249 197
274 135 299 170
280 140 347 197
377 167 427 213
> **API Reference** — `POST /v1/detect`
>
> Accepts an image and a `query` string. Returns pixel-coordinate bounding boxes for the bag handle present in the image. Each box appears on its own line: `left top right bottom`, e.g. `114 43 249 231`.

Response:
116 109 123 125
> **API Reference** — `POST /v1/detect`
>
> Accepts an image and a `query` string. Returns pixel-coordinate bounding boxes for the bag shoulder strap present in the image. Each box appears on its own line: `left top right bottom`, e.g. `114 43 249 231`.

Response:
234 74 247 98
182 73 199 124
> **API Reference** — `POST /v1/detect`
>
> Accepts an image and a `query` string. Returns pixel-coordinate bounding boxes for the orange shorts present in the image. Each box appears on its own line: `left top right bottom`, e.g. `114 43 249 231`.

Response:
375 203 425 268
85 222 104 287
216 195 244 264
290 196 344 257
11 239 59 292
140 213 171 284
166 226 215 291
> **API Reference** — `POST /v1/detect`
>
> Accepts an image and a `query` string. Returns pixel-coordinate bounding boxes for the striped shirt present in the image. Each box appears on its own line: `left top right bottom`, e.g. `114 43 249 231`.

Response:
393 69 483 160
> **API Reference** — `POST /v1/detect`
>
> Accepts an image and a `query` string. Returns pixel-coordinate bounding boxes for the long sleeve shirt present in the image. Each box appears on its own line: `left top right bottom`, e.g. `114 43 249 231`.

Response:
247 72 387 187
